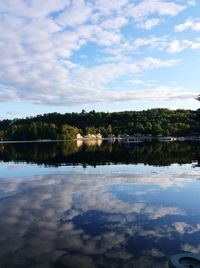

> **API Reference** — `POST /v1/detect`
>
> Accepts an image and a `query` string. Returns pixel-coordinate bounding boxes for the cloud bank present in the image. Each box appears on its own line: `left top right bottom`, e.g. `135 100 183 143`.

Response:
0 0 198 106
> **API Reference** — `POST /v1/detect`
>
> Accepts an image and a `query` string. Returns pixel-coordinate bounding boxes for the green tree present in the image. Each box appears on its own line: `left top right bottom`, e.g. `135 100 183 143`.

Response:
0 130 4 140
29 122 38 139
60 124 79 140
107 124 112 134
196 95 200 131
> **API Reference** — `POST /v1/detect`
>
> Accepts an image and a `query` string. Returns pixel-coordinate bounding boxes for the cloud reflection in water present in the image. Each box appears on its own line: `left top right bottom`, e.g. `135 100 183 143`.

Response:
0 172 200 268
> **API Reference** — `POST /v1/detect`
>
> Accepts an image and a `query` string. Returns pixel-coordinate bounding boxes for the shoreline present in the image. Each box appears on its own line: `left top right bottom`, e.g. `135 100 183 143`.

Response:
1 136 200 144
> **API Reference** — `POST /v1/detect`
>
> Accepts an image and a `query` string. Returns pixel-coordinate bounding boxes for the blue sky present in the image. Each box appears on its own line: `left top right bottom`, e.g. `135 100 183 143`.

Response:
0 0 200 119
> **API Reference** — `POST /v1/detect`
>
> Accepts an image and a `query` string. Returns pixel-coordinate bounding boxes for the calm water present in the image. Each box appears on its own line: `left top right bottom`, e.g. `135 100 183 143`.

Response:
0 141 200 268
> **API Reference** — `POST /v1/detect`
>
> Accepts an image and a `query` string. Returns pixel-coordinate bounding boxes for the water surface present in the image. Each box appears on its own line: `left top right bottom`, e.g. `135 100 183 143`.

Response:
0 141 200 268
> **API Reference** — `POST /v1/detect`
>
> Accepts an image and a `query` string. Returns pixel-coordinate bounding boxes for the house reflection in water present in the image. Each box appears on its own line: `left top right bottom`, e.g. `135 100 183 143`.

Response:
76 139 102 147
76 133 103 147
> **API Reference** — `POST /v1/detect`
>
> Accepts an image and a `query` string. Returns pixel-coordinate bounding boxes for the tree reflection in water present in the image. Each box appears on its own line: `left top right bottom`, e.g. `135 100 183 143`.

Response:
0 140 199 167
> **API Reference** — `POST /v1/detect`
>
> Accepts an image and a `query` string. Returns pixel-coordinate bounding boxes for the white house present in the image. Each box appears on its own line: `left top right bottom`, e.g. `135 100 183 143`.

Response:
96 133 102 139
76 133 83 139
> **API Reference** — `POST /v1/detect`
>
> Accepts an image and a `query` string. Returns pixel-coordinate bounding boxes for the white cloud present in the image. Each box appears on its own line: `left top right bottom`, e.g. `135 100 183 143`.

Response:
0 84 196 107
187 0 196 6
166 39 200 53
115 86 196 103
127 0 186 19
56 0 92 27
0 0 70 18
191 41 200 49
132 36 200 54
136 18 160 30
132 36 167 50
100 16 128 30
0 87 19 102
94 0 128 12
167 39 189 53
0 0 197 106
175 18 200 32
128 79 143 85
72 57 178 88
139 57 179 69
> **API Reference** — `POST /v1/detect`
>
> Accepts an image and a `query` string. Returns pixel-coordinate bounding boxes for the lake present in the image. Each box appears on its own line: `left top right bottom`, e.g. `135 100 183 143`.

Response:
0 140 200 268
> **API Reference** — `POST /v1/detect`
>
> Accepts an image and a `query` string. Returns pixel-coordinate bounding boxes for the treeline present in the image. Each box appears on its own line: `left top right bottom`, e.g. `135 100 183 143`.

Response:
0 108 199 140
0 122 79 141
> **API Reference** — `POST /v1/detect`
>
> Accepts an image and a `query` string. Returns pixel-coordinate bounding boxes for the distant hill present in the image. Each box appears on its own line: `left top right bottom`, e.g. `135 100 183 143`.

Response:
0 108 199 141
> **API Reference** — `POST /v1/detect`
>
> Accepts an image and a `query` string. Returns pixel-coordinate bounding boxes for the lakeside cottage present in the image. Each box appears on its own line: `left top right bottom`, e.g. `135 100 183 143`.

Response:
77 133 103 140
76 133 83 140
96 133 102 139
84 134 96 140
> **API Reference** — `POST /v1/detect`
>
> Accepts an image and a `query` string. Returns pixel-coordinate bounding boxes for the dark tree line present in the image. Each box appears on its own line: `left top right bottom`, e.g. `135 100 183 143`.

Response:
0 121 79 141
0 108 199 141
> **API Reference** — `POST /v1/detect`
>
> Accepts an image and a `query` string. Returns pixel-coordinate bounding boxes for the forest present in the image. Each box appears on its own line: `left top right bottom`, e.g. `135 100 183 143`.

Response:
0 108 199 141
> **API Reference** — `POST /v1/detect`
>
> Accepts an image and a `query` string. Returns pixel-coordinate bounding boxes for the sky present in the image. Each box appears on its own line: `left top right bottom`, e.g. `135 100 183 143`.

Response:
0 0 200 119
